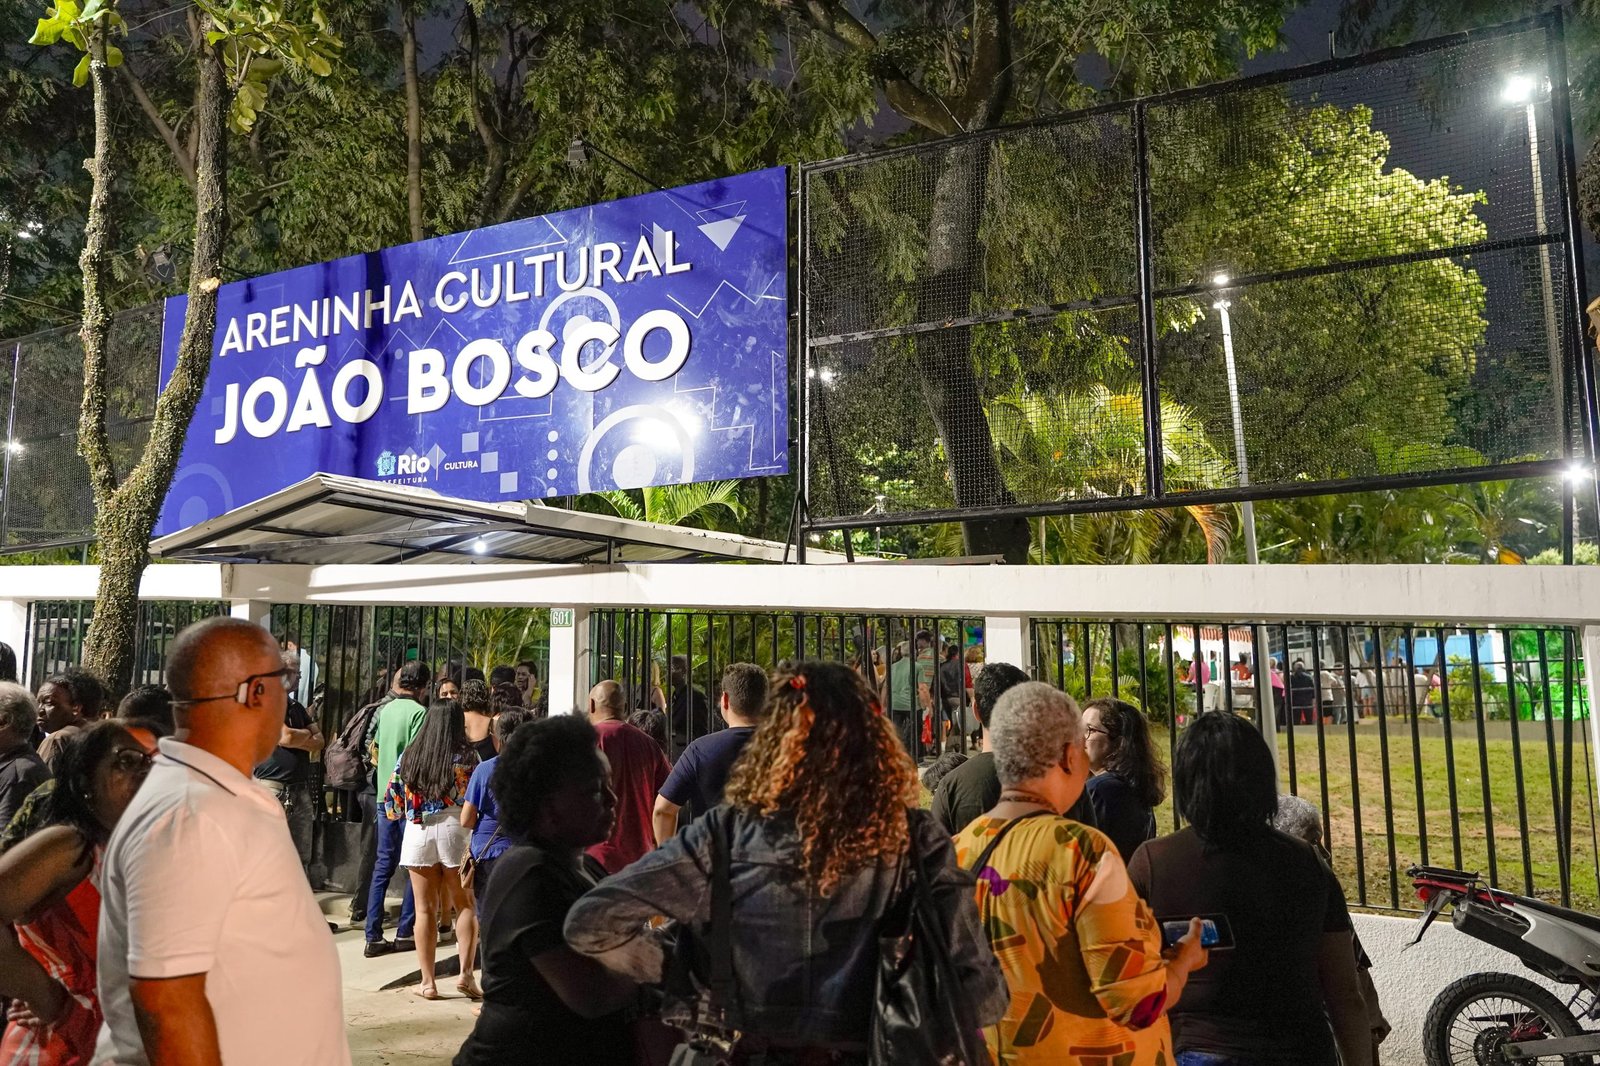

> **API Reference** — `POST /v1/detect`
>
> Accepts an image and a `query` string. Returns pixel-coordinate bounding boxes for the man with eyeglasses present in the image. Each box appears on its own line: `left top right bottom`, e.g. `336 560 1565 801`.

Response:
94 617 349 1066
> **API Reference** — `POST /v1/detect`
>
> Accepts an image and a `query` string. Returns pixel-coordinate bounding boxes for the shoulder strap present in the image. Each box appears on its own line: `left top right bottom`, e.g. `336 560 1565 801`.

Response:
470 824 504 864
966 808 1054 874
705 807 736 1020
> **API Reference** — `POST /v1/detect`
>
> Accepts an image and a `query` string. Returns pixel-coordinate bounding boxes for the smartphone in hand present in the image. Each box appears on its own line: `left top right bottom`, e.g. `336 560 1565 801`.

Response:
1158 914 1235 952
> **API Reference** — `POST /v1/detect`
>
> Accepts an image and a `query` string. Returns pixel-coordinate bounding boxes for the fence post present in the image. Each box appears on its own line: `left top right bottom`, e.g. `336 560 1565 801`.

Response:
229 599 272 630
985 614 1032 675
546 606 590 716
1582 626 1600 805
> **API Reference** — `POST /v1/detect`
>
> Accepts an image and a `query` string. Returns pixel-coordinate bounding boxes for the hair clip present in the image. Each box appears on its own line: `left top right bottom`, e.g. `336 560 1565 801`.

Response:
789 675 807 691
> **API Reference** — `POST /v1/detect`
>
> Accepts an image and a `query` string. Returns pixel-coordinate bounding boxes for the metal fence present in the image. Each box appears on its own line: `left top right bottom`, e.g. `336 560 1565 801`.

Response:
21 601 550 821
589 607 1600 913
799 13 1594 533
589 609 982 762
22 598 229 691
1032 618 1598 913
20 596 1600 912
1 306 164 550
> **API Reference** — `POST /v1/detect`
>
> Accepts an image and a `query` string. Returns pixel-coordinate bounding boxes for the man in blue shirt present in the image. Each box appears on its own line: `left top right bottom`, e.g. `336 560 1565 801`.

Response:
652 662 770 843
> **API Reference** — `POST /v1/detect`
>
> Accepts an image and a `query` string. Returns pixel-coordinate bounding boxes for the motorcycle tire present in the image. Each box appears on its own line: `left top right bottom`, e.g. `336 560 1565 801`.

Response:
1424 970 1592 1066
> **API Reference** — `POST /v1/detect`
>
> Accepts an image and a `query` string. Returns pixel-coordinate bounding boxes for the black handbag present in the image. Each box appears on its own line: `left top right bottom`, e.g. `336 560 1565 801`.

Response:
867 811 1024 1066
667 810 739 1066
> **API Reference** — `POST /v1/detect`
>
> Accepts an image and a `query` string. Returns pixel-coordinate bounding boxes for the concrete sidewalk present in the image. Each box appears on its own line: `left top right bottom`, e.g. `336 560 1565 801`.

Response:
320 895 478 1064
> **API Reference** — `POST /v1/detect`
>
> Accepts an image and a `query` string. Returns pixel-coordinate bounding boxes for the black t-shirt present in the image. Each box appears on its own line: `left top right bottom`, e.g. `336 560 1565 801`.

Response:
668 686 711 743
928 751 1096 835
1083 771 1156 862
936 659 965 705
470 735 497 763
253 698 312 784
1126 826 1352 1064
658 726 755 819
455 843 634 1065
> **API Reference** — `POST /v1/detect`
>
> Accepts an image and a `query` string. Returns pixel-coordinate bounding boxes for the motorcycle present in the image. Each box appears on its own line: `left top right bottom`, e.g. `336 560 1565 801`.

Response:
1409 865 1600 1064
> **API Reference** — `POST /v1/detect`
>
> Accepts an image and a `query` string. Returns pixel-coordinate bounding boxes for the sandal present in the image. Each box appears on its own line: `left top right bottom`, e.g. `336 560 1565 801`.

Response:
414 987 443 1001
455 982 483 1001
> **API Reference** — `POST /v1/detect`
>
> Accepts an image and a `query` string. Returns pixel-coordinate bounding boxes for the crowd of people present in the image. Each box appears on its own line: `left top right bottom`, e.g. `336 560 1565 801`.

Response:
1179 647 1461 728
0 626 1391 1066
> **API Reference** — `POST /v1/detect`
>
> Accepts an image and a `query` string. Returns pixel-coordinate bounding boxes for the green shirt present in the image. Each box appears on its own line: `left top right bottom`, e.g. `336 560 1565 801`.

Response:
889 653 937 713
372 696 427 795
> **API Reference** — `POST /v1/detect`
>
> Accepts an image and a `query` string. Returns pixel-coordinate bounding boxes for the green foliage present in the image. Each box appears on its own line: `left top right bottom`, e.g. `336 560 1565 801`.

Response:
579 480 747 530
1530 542 1600 565
1256 473 1563 564
193 1 341 133
28 0 126 86
1445 657 1502 722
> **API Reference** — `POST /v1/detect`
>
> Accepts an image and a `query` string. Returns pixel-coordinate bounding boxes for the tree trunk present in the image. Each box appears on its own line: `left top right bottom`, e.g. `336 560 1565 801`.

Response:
914 138 1030 562
81 16 230 697
403 3 424 243
466 9 506 228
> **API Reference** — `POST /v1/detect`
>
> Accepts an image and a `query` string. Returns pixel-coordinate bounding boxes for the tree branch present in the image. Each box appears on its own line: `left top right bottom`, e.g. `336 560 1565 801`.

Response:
403 3 424 242
466 8 507 226
118 63 197 187
954 0 1013 129
784 0 961 135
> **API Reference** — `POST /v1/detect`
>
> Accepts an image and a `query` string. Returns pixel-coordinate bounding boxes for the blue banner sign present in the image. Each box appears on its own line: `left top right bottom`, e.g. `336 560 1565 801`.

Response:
157 167 789 534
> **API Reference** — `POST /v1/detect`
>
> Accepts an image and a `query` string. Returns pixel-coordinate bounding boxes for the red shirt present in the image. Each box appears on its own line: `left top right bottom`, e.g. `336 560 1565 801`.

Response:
588 719 671 874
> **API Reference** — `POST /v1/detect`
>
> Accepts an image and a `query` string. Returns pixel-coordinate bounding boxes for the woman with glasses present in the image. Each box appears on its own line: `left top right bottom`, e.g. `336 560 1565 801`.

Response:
0 721 152 1065
386 698 481 1001
1080 698 1165 862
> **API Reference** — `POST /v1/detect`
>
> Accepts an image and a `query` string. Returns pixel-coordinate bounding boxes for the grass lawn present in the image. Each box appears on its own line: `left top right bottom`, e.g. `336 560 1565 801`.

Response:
1148 717 1600 913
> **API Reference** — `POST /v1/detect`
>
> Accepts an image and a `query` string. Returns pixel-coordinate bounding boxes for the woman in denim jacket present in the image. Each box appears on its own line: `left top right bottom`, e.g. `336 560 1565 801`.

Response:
566 660 1007 1065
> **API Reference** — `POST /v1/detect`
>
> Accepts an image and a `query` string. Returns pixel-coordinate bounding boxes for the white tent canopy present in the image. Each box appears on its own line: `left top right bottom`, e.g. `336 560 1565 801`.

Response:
150 473 835 566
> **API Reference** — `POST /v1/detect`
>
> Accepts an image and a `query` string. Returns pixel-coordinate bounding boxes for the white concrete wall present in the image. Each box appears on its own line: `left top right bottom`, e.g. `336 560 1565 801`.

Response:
1355 912 1569 1066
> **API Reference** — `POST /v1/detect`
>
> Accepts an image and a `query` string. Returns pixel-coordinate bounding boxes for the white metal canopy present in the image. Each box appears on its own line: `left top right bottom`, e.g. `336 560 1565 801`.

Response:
149 473 826 565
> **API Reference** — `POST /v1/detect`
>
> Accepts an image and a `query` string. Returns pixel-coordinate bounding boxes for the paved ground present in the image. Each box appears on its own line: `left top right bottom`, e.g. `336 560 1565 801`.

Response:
322 896 477 1065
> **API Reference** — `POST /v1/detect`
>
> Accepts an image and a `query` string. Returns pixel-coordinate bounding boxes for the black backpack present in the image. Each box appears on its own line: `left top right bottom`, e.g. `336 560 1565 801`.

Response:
323 698 384 791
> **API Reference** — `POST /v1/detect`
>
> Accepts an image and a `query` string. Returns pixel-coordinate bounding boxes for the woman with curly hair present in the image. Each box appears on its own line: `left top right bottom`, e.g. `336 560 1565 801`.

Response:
564 660 1006 1063
1081 697 1166 862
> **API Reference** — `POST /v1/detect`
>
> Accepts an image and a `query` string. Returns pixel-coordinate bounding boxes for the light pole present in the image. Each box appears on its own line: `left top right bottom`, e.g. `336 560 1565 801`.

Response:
1213 274 1277 764
1212 274 1259 564
1503 76 1563 395
1505 74 1577 559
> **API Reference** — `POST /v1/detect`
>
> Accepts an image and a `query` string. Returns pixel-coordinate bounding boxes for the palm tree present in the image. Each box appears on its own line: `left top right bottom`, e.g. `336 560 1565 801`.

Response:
984 387 1233 564
578 480 748 531
1434 476 1559 564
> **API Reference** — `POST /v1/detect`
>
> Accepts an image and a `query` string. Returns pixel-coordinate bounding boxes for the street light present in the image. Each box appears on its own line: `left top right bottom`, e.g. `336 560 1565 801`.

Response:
1211 273 1259 565
1505 74 1573 556
1503 75 1563 421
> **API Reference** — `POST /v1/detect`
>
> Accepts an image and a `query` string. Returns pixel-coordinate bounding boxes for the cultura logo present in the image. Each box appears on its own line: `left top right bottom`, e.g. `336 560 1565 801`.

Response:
376 451 397 477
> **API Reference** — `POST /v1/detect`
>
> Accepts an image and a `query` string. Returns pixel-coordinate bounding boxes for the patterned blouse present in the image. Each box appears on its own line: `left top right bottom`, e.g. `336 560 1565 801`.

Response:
383 750 477 824
953 813 1174 1066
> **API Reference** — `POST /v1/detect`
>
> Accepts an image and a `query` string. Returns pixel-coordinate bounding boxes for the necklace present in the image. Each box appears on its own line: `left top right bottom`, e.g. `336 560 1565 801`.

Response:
998 788 1055 808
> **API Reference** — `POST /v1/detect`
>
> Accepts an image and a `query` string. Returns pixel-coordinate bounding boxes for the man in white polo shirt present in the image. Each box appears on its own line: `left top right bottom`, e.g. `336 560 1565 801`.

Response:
95 617 349 1066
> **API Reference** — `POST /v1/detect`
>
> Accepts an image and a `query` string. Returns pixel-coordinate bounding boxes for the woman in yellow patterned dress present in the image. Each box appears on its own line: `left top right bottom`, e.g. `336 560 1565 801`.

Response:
954 682 1207 1066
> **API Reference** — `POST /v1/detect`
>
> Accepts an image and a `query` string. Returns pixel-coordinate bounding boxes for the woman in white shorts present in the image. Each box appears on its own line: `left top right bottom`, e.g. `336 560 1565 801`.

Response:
384 697 482 999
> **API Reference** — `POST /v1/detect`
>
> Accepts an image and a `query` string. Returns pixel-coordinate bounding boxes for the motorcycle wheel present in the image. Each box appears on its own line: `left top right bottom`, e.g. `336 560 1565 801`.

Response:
1424 971 1592 1065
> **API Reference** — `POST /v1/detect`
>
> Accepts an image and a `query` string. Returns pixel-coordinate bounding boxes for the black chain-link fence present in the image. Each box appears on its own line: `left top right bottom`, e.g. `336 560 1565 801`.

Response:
800 14 1592 529
1 305 163 549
